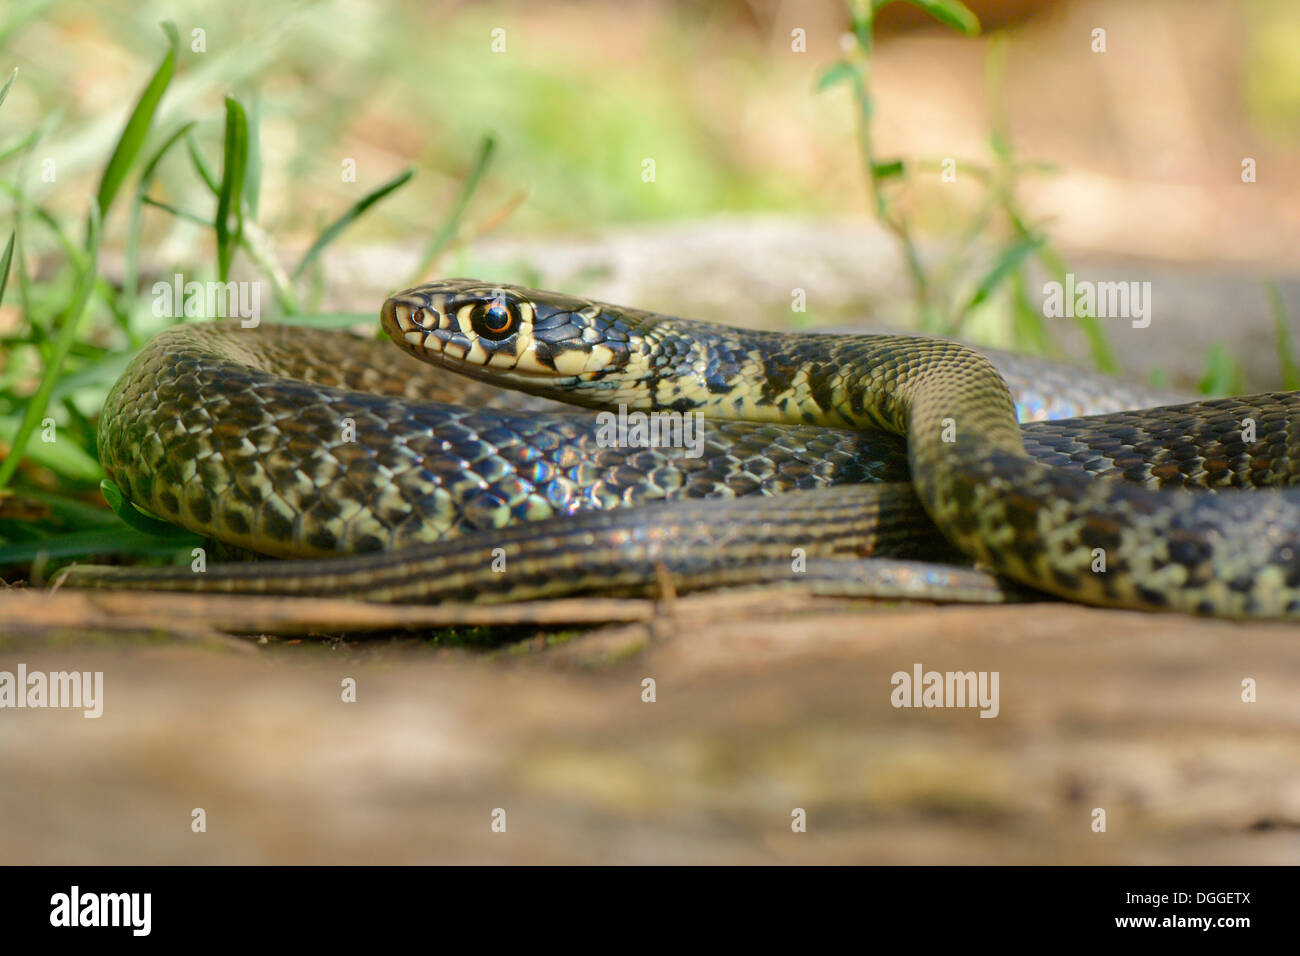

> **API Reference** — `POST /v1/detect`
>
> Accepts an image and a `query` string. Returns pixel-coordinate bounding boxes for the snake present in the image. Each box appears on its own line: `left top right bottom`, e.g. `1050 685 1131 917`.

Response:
63 279 1300 618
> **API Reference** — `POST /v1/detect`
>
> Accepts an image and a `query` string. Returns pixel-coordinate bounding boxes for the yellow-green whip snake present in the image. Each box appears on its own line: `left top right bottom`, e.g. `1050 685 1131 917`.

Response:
65 279 1300 618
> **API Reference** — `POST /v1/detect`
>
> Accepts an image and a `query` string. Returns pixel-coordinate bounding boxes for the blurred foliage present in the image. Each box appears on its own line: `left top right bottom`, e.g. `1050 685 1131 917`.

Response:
0 0 848 253
1243 0 1300 143
820 0 1118 369
0 14 461 571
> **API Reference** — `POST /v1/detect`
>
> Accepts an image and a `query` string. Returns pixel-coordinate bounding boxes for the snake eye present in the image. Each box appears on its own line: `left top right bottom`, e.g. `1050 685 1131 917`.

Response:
472 301 519 341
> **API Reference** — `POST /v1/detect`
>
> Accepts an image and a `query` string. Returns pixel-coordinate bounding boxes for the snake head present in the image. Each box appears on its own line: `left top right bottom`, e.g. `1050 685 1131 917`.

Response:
382 279 638 398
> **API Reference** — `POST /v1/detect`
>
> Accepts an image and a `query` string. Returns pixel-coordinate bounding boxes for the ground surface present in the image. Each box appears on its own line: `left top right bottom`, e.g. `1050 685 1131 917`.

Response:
2 586 1297 864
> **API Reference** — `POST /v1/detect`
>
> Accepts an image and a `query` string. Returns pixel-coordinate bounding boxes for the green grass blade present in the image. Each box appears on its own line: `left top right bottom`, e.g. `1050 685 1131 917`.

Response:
0 108 62 169
0 417 103 483
95 21 179 218
185 126 220 195
0 232 14 308
238 220 298 314
0 128 41 166
0 201 100 491
0 528 197 565
1010 270 1050 356
10 488 120 528
245 98 262 221
816 60 859 92
1267 281 1300 390
140 196 210 227
0 67 17 110
871 159 905 180
124 121 196 301
1035 245 1118 373
961 233 1042 314
292 167 414 280
0 183 86 271
1197 344 1244 396
1070 312 1119 376
215 96 249 281
145 197 296 316
139 121 197 184
885 0 981 35
410 134 496 282
48 352 133 402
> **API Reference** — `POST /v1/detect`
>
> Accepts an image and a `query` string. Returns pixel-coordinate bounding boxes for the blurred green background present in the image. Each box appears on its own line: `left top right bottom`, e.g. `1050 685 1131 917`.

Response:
4 0 1296 248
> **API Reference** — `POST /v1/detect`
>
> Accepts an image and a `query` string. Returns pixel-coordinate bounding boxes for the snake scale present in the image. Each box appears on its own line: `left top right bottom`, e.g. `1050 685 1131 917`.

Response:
65 279 1300 618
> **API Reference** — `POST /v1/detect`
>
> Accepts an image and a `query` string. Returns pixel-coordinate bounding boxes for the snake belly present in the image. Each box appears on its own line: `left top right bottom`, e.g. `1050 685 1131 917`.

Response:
74 280 1300 617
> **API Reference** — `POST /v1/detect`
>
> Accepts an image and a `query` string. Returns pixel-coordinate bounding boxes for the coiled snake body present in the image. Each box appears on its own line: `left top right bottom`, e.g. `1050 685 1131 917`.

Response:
69 280 1300 618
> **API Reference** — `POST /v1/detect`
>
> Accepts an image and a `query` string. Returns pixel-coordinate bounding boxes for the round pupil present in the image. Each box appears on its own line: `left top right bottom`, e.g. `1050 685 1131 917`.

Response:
484 305 511 332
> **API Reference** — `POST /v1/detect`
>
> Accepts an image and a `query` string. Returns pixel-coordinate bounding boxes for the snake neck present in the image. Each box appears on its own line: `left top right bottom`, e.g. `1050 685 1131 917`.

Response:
579 318 1246 612
601 319 1025 449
